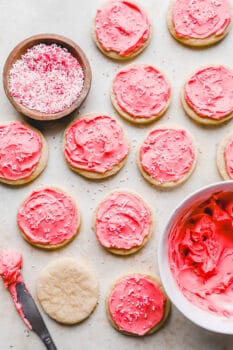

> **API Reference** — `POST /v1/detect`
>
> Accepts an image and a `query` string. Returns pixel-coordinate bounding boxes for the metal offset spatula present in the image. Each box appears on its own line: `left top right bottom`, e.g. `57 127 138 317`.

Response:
16 282 57 350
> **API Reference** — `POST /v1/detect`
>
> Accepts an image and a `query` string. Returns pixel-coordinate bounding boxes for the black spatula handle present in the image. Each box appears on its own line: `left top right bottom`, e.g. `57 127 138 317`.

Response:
41 333 57 350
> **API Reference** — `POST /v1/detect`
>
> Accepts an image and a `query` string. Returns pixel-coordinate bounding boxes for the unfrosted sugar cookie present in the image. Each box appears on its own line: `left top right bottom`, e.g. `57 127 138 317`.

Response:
0 121 48 185
64 114 129 179
94 0 151 60
217 133 233 180
182 66 233 125
94 191 153 255
106 274 170 336
111 64 171 124
37 258 99 324
17 187 80 249
168 0 232 47
138 126 197 188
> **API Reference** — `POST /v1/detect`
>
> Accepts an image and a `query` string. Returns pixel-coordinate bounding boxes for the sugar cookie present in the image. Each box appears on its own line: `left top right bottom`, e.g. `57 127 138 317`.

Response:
37 258 99 324
94 191 153 255
182 65 233 125
17 187 80 249
0 121 48 185
111 64 171 124
217 132 233 180
64 113 129 179
106 274 170 336
167 0 232 47
93 0 151 60
138 125 197 188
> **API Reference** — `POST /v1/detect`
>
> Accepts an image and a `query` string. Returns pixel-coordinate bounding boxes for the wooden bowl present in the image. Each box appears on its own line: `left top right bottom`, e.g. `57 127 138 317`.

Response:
3 34 92 121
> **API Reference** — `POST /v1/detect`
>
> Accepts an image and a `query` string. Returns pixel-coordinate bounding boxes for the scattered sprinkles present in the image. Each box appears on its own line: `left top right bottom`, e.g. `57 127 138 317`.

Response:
95 192 152 251
9 43 84 114
108 275 166 336
17 187 79 246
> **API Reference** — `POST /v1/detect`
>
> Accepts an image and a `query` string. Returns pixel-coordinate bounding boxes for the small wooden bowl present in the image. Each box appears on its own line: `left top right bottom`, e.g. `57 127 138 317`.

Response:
3 34 92 121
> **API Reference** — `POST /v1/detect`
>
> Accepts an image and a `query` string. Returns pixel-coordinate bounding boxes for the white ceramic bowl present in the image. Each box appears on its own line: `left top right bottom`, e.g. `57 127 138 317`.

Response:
158 181 233 334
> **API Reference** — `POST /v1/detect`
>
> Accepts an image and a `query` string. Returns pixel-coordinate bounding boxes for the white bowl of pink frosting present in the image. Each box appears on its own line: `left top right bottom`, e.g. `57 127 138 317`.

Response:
158 181 233 334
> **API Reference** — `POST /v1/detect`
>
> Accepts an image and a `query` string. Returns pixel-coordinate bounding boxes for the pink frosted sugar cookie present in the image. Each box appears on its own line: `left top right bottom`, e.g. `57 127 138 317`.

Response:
0 121 48 185
17 187 80 249
217 133 233 180
94 191 153 255
168 0 232 46
111 64 171 124
138 126 197 188
107 274 170 336
182 65 233 125
94 0 151 60
64 113 129 179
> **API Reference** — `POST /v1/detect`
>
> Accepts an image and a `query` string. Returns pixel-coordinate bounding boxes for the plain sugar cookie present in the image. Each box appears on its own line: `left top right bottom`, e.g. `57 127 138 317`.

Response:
93 0 151 60
111 64 171 124
182 65 233 125
138 125 197 188
17 187 80 249
106 274 170 336
94 191 153 255
37 258 99 324
217 132 233 180
64 113 129 179
167 0 232 47
0 121 48 185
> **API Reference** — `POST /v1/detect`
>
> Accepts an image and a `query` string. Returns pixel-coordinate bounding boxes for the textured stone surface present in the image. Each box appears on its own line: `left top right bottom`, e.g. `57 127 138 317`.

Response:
0 0 233 349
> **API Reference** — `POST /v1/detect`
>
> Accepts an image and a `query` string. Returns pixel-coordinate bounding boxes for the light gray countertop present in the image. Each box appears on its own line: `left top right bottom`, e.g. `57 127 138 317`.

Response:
0 0 233 349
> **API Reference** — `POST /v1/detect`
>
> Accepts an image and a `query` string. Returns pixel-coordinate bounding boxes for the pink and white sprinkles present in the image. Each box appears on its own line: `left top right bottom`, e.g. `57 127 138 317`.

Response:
9 43 84 114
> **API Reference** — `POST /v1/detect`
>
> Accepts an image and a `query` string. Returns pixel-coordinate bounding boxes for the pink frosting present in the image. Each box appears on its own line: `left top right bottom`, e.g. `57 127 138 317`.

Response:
64 115 129 174
17 188 78 246
224 137 233 178
140 128 195 184
0 250 23 288
169 192 233 317
112 65 171 118
95 0 150 57
0 250 31 329
172 0 231 39
108 275 166 336
184 66 233 120
95 192 152 250
0 121 42 181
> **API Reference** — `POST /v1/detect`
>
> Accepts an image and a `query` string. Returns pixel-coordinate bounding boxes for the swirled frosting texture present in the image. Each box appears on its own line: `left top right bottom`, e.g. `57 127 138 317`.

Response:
0 250 31 328
0 121 42 181
95 0 150 56
169 192 233 316
140 128 195 183
17 188 78 246
0 250 22 288
225 138 233 178
184 66 233 119
172 0 231 39
95 192 151 250
108 275 166 335
112 65 171 118
64 115 129 174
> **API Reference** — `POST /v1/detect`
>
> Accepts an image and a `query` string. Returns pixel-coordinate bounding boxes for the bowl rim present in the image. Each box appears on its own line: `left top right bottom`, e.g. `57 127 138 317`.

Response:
3 33 92 121
158 180 233 334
